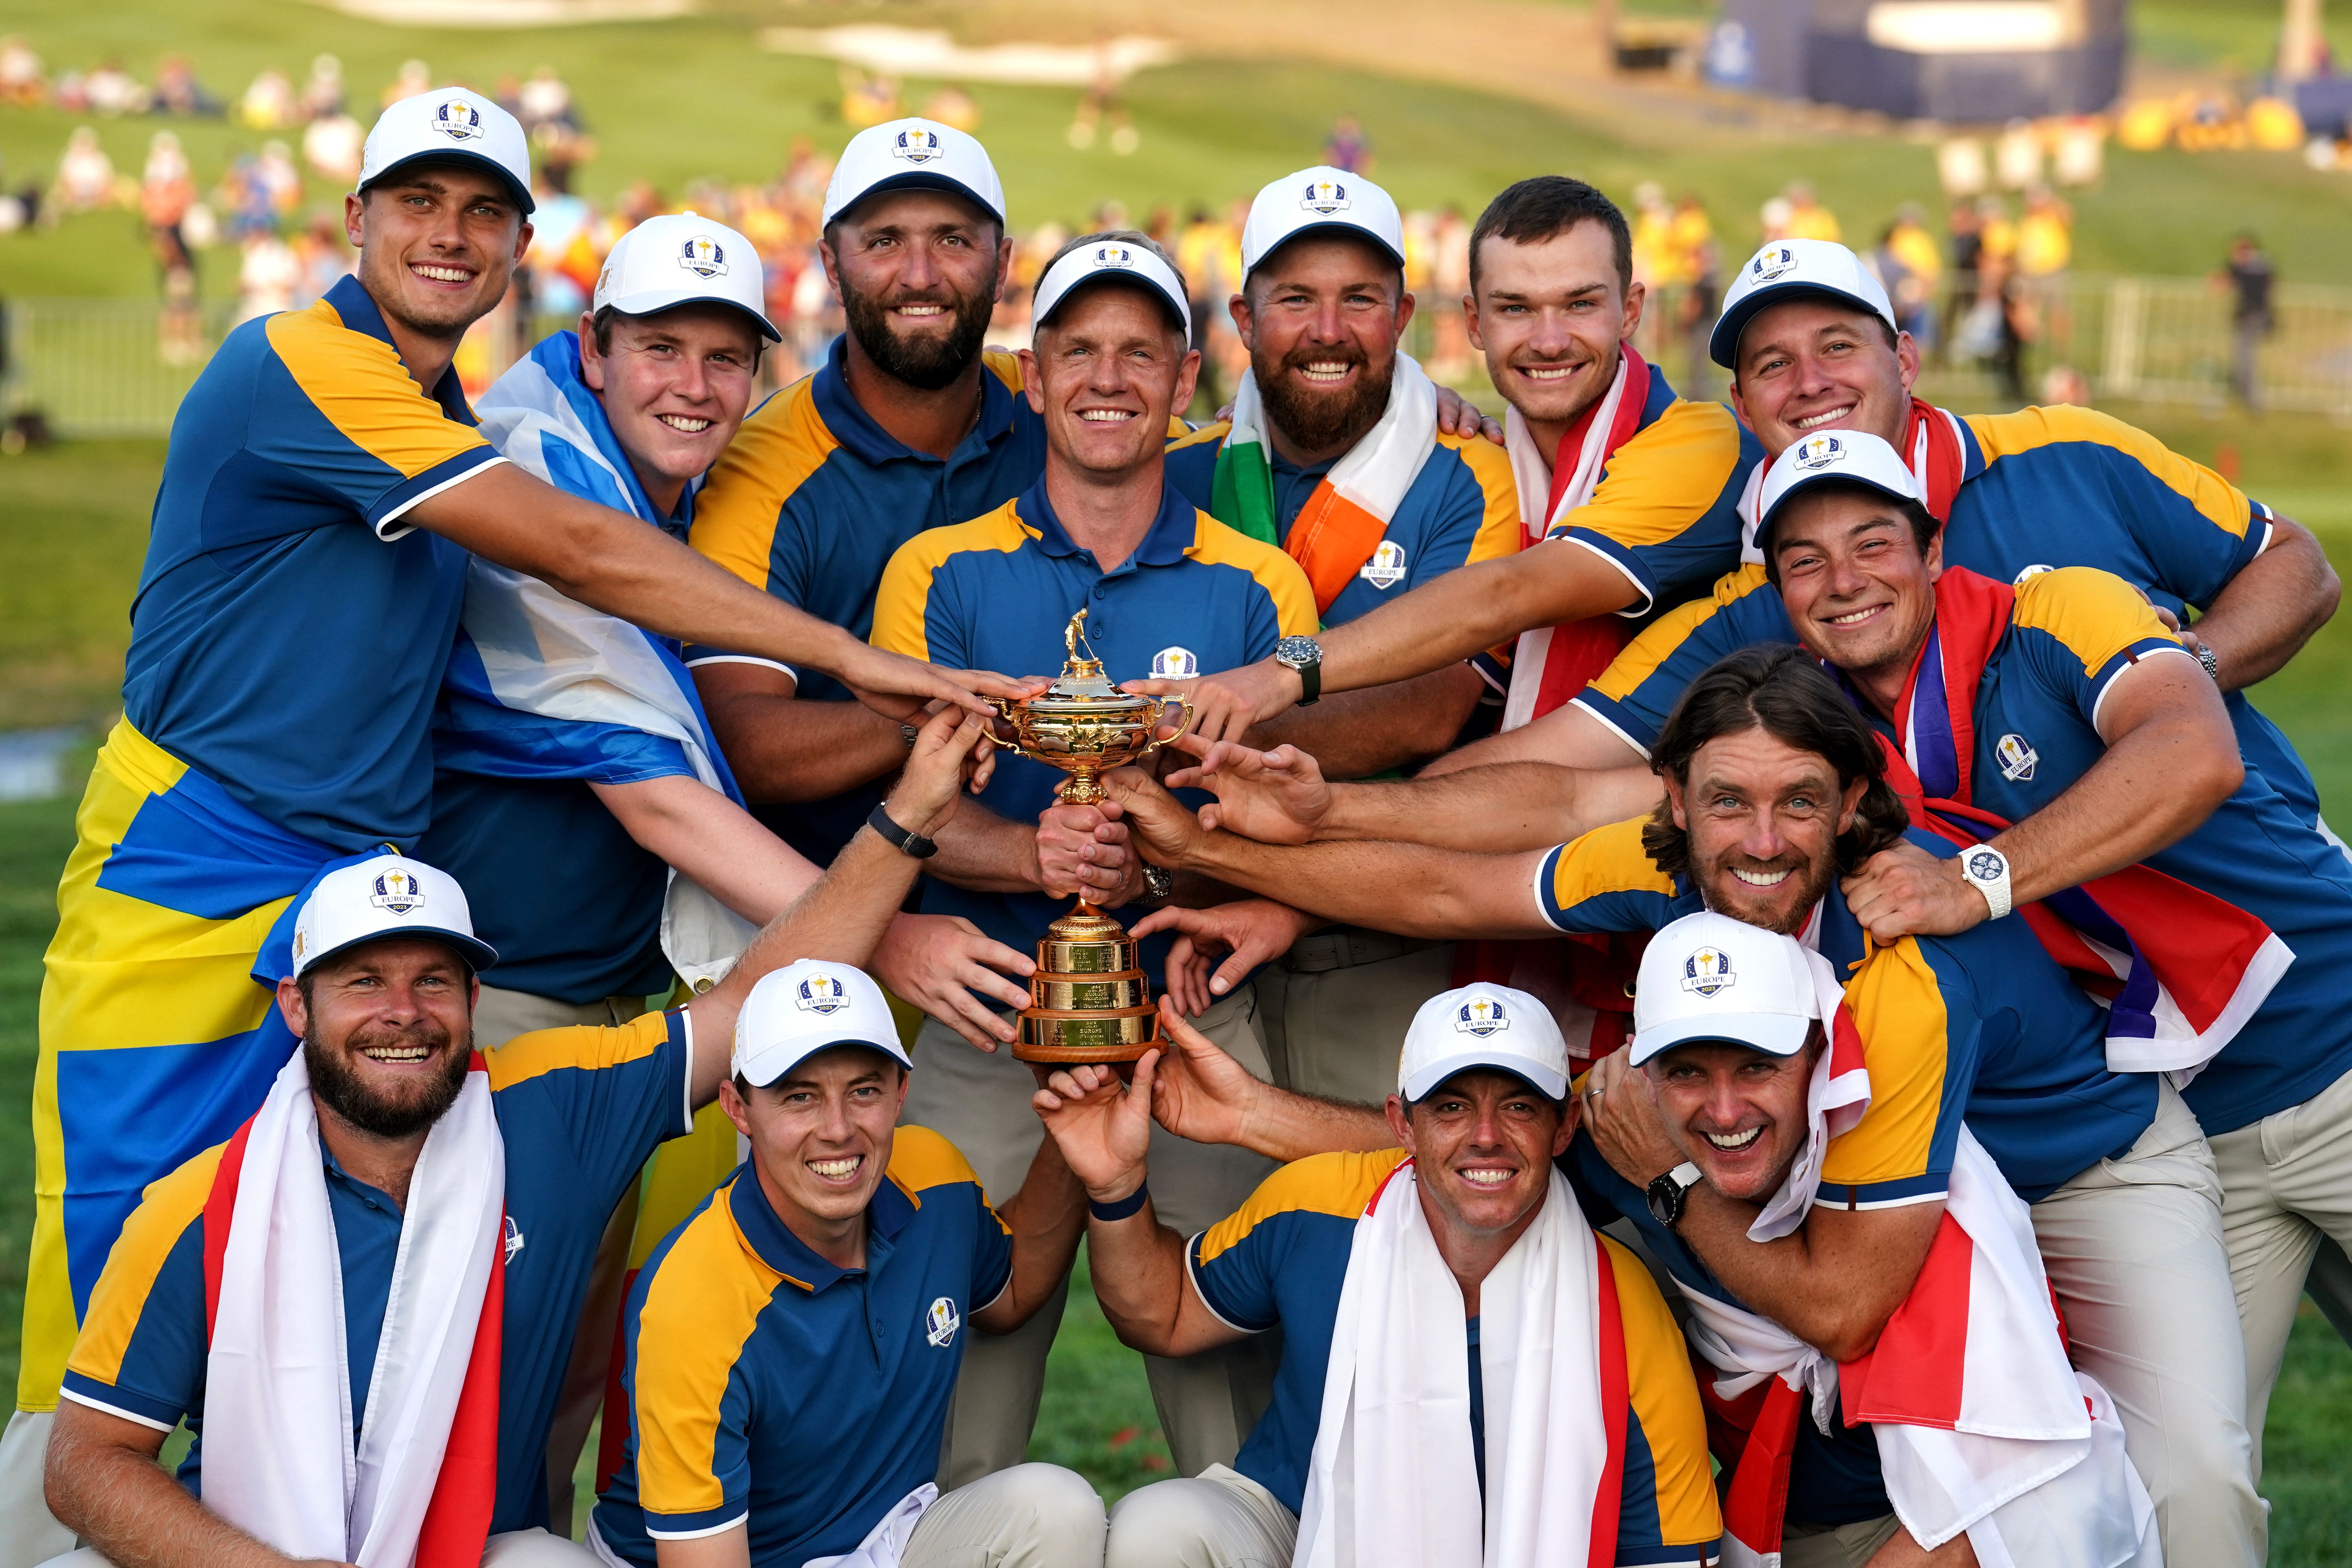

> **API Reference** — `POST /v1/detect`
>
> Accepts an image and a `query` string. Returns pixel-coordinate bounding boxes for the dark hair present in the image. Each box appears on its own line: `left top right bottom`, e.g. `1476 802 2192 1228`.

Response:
1467 176 1632 297
587 302 767 360
1640 646 1910 879
1038 229 1190 336
1756 480 1938 582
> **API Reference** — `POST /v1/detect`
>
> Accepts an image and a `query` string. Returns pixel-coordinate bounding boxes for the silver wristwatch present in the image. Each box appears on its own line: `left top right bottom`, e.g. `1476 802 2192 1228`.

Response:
1960 844 2014 920
1273 634 1323 706
1141 864 1174 904
2197 643 2222 683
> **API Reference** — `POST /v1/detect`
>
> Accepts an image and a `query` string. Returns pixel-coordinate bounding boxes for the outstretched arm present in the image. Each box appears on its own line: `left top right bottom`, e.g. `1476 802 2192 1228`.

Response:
2194 512 2338 690
691 661 914 804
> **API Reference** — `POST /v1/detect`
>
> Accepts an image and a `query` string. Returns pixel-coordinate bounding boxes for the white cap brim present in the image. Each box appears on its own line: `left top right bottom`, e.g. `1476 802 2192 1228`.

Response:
1033 240 1190 337
1629 1010 1811 1067
599 286 781 343
1401 1048 1570 1105
733 1028 911 1089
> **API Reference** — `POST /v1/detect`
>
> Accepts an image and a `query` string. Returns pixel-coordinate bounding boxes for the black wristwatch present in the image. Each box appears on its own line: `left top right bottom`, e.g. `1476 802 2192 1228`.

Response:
1274 634 1323 706
1141 864 1174 905
867 802 937 858
1645 1161 1703 1228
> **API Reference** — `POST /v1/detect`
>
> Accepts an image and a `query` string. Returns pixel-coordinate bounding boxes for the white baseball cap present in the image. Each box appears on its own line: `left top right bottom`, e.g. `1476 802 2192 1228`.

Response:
821 118 1006 228
291 853 497 978
1398 984 1571 1103
1756 428 1921 548
1240 166 1406 279
1032 236 1190 337
593 211 780 342
359 88 533 214
1630 912 1820 1066
731 960 911 1089
1710 238 1896 369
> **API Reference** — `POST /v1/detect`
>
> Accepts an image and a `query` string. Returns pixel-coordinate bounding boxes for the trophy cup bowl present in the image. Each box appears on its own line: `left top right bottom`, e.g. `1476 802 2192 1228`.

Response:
987 611 1193 1067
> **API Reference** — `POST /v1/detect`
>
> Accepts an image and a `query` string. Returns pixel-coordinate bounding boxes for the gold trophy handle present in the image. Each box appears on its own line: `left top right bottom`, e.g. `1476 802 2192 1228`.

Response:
1140 694 1197 759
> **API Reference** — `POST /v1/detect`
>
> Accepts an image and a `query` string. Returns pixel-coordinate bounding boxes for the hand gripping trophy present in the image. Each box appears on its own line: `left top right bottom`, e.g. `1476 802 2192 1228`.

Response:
986 610 1194 1066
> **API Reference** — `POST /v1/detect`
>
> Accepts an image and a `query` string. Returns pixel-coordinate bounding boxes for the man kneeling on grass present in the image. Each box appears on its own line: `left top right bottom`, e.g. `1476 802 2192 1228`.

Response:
1034 985 1721 1568
588 960 1102 1568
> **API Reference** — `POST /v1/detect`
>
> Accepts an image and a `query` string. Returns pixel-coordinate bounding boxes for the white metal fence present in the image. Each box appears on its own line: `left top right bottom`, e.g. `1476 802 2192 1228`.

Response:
7 273 2352 439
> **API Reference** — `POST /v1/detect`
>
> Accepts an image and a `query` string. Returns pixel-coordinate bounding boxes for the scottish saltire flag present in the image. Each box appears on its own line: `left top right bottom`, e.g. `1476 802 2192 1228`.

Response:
456 332 758 986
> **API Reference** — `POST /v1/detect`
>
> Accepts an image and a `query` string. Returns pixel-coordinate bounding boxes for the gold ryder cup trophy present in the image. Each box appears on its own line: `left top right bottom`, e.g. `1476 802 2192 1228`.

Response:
989 610 1194 1066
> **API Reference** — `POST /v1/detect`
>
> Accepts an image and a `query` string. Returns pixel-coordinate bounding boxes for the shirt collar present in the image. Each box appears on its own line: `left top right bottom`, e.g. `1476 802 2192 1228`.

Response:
810 334 1017 468
725 1158 920 1293
327 274 479 427
1013 476 1200 569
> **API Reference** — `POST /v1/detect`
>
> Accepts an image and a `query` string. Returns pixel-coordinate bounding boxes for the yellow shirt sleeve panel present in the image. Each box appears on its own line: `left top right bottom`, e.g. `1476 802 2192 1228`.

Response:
1965 406 2254 538
1606 1234 1724 1548
688 380 837 590
1556 400 1746 549
486 1009 673 1091
1547 817 1679 908
867 503 1034 662
1195 1148 1409 1265
1186 514 1321 637
886 1125 982 1196
1440 432 1527 566
66 1143 226 1386
982 350 1025 396
633 1194 782 1517
1820 941 1949 1190
1589 564 1771 703
2009 566 2183 676
1167 419 1232 455
266 305 492 478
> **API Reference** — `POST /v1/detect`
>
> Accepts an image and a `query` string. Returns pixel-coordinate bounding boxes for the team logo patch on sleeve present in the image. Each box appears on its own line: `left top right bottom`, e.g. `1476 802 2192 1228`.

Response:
892 127 945 163
925 1296 962 1348
1300 179 1351 215
1453 994 1509 1037
503 1215 526 1265
370 870 426 915
1996 733 2039 782
1150 646 1199 679
1793 432 1846 469
678 235 730 278
1359 540 1408 589
432 98 484 141
1749 243 1797 281
1681 947 1735 996
796 972 849 1014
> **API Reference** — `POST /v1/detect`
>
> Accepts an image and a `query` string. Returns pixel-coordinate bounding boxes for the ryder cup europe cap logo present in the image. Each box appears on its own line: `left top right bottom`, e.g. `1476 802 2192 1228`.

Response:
1151 646 1199 679
1749 243 1797 281
370 869 426 915
796 972 849 1014
1093 244 1136 269
677 234 730 279
1681 946 1735 997
1793 433 1845 470
432 97 484 141
1301 178 1351 215
1454 994 1509 1037
892 126 945 163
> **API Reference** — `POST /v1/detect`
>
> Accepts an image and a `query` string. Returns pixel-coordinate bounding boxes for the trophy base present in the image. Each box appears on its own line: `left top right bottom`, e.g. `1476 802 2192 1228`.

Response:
1009 900 1161 1067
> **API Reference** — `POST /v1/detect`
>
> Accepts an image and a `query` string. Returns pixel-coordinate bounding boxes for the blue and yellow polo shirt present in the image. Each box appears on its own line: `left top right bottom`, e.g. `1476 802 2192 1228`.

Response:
61 1011 695 1534
870 479 1316 976
684 339 1050 863
1534 817 2154 1204
121 274 506 852
1189 1149 1721 1564
1161 425 1521 627
592 1130 1011 1566
1576 405 2316 822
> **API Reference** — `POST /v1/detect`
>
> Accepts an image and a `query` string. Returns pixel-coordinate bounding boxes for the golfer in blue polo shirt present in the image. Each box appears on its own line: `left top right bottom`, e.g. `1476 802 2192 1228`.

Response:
592 962 1099 1568
869 232 1315 1481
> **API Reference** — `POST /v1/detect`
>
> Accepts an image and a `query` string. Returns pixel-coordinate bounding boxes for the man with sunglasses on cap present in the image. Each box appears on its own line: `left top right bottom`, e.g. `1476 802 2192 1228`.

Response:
869 234 1316 1480
1031 982 1721 1568
5 95 1016 1563
40 704 996 1568
590 960 1100 1568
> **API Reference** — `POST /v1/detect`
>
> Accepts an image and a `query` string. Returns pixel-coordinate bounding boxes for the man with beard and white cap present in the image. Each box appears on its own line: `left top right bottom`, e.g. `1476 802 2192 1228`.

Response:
39 705 995 1568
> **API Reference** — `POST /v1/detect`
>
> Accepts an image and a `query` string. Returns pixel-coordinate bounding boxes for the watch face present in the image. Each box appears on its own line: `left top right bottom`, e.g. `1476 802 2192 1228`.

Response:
1965 849 2006 882
1645 1174 1685 1226
1275 635 1320 668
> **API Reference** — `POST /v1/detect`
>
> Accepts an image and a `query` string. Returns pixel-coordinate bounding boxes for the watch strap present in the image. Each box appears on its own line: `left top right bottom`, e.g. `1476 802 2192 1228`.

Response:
867 802 937 858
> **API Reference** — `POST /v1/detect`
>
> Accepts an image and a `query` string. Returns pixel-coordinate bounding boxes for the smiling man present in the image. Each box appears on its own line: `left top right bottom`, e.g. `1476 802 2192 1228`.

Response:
1033 984 1720 1568
870 234 1316 1478
5 94 1013 1560
589 962 1100 1568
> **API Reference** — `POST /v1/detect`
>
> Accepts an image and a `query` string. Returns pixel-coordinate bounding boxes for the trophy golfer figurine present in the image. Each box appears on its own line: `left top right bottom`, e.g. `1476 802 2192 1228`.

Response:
988 610 1193 1064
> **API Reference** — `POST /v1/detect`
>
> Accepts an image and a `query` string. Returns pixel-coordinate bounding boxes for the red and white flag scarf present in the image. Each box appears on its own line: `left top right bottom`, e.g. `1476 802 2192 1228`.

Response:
1738 398 1968 563
201 1049 506 1568
1847 566 2291 1077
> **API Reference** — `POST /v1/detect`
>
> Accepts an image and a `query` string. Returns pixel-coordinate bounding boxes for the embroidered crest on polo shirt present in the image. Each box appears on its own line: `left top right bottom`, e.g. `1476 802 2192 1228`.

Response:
432 97 485 142
1360 540 1408 589
1749 243 1797 281
504 1215 526 1265
797 972 849 1014
892 126 945 163
1300 179 1350 216
1682 947 1735 997
370 869 426 915
1151 646 1199 679
1997 733 2039 782
1453 994 1508 1037
678 234 730 279
925 1295 962 1348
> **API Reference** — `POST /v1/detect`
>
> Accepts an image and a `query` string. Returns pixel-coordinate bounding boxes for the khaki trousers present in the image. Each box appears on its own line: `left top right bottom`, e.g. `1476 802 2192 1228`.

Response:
903 987 1280 1486
475 982 650 1534
1255 935 1453 1106
1778 1515 1902 1567
1103 1464 1296 1568
2211 1060 2352 1469
0 1411 74 1568
43 1527 603 1568
2026 1079 2263 1568
902 1463 1109 1568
